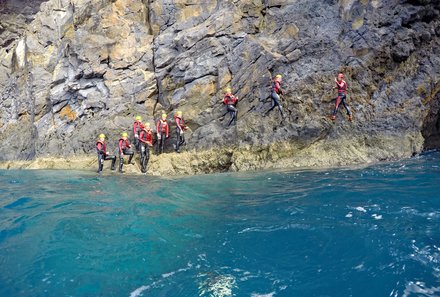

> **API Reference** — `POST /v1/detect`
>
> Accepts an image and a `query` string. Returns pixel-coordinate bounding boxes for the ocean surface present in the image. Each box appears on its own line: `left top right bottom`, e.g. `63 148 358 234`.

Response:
0 152 439 297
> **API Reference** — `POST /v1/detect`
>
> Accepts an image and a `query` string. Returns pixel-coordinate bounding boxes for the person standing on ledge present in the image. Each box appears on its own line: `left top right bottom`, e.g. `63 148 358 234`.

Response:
96 134 116 174
118 132 134 173
139 122 153 173
156 113 169 155
223 88 238 127
174 110 187 153
265 74 285 118
331 73 352 121
133 115 144 152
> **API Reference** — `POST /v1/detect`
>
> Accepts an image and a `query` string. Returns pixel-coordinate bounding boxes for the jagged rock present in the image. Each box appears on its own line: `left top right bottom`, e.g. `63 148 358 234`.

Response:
0 0 439 175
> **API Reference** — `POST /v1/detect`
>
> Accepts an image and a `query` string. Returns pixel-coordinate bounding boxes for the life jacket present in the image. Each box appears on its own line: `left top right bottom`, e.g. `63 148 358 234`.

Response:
272 78 282 94
336 80 347 94
96 140 106 154
174 115 186 130
157 119 169 134
133 120 144 135
223 93 237 105
119 138 130 153
140 128 153 143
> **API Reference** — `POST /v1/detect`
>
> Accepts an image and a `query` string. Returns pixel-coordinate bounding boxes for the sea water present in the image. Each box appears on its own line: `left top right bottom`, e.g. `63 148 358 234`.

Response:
0 152 439 297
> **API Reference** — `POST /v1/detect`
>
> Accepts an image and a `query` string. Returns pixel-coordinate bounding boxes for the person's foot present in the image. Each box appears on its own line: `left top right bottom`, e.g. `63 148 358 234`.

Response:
176 149 180 153
348 115 353 122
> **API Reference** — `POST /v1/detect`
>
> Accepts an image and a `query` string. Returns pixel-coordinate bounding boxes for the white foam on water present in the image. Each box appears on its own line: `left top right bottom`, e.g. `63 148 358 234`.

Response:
251 292 276 297
355 206 367 213
372 214 383 220
129 285 150 297
403 281 440 297
345 212 353 218
198 274 237 297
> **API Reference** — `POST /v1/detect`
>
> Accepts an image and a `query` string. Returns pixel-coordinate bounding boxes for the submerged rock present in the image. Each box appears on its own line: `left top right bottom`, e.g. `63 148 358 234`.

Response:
0 0 439 175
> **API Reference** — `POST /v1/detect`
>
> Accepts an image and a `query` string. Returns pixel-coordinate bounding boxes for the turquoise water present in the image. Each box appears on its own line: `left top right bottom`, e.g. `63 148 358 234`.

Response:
0 153 439 297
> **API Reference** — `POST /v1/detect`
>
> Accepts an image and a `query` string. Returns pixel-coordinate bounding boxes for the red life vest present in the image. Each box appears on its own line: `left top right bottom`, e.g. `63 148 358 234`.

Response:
157 119 169 135
119 138 130 154
139 128 153 143
336 80 347 94
223 93 237 105
272 78 282 94
174 115 186 130
96 140 106 154
133 120 144 135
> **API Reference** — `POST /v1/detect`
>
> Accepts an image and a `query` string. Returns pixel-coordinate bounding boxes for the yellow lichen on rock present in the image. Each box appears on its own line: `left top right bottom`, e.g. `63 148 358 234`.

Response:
59 105 77 122
352 18 364 30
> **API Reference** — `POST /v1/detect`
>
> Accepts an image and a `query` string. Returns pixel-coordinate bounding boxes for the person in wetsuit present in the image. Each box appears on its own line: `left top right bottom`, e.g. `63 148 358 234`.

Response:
223 88 238 127
118 132 134 173
139 122 153 173
174 111 187 153
331 73 352 121
156 113 169 155
133 115 144 152
265 74 285 118
96 134 116 174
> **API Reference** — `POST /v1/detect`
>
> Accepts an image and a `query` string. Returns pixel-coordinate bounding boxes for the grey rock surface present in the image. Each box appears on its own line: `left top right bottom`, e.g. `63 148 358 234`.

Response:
0 0 439 174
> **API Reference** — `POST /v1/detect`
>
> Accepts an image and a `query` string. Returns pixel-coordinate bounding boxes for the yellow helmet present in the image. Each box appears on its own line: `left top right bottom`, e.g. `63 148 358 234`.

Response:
176 110 182 116
135 115 142 121
225 87 232 93
275 74 282 78
144 122 150 128
98 134 105 139
121 132 128 137
161 113 167 118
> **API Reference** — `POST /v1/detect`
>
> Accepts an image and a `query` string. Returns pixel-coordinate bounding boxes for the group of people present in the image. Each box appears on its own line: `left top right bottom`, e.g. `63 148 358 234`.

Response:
96 72 352 174
222 73 352 123
96 111 187 174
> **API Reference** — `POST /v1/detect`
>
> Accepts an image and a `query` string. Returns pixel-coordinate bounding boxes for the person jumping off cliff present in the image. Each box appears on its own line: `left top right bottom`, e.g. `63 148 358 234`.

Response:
139 122 153 173
133 115 144 152
156 113 169 155
223 88 238 127
331 73 352 121
96 134 116 174
174 111 187 153
118 132 134 173
265 74 285 118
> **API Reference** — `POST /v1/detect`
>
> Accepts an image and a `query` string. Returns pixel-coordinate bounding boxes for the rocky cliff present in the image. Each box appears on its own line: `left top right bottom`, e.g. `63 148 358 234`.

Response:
0 0 439 175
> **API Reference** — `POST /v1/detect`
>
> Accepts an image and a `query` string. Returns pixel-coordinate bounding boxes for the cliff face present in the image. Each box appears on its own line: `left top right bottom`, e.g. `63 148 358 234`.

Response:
0 0 439 173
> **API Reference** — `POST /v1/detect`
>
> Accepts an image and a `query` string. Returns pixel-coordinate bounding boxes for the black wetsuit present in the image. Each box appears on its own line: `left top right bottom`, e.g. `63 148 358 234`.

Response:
175 116 186 152
265 79 285 117
139 128 152 173
332 80 352 118
118 138 134 173
96 141 116 173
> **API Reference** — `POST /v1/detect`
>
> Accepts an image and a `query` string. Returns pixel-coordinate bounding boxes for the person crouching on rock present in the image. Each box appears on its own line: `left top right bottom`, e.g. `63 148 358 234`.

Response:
223 88 238 127
156 113 169 155
139 122 153 173
174 110 187 153
265 74 285 118
96 133 116 174
133 115 144 152
331 73 352 121
118 132 134 173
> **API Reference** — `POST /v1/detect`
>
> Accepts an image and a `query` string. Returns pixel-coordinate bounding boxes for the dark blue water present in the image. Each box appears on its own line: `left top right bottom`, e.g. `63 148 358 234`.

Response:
0 152 439 297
